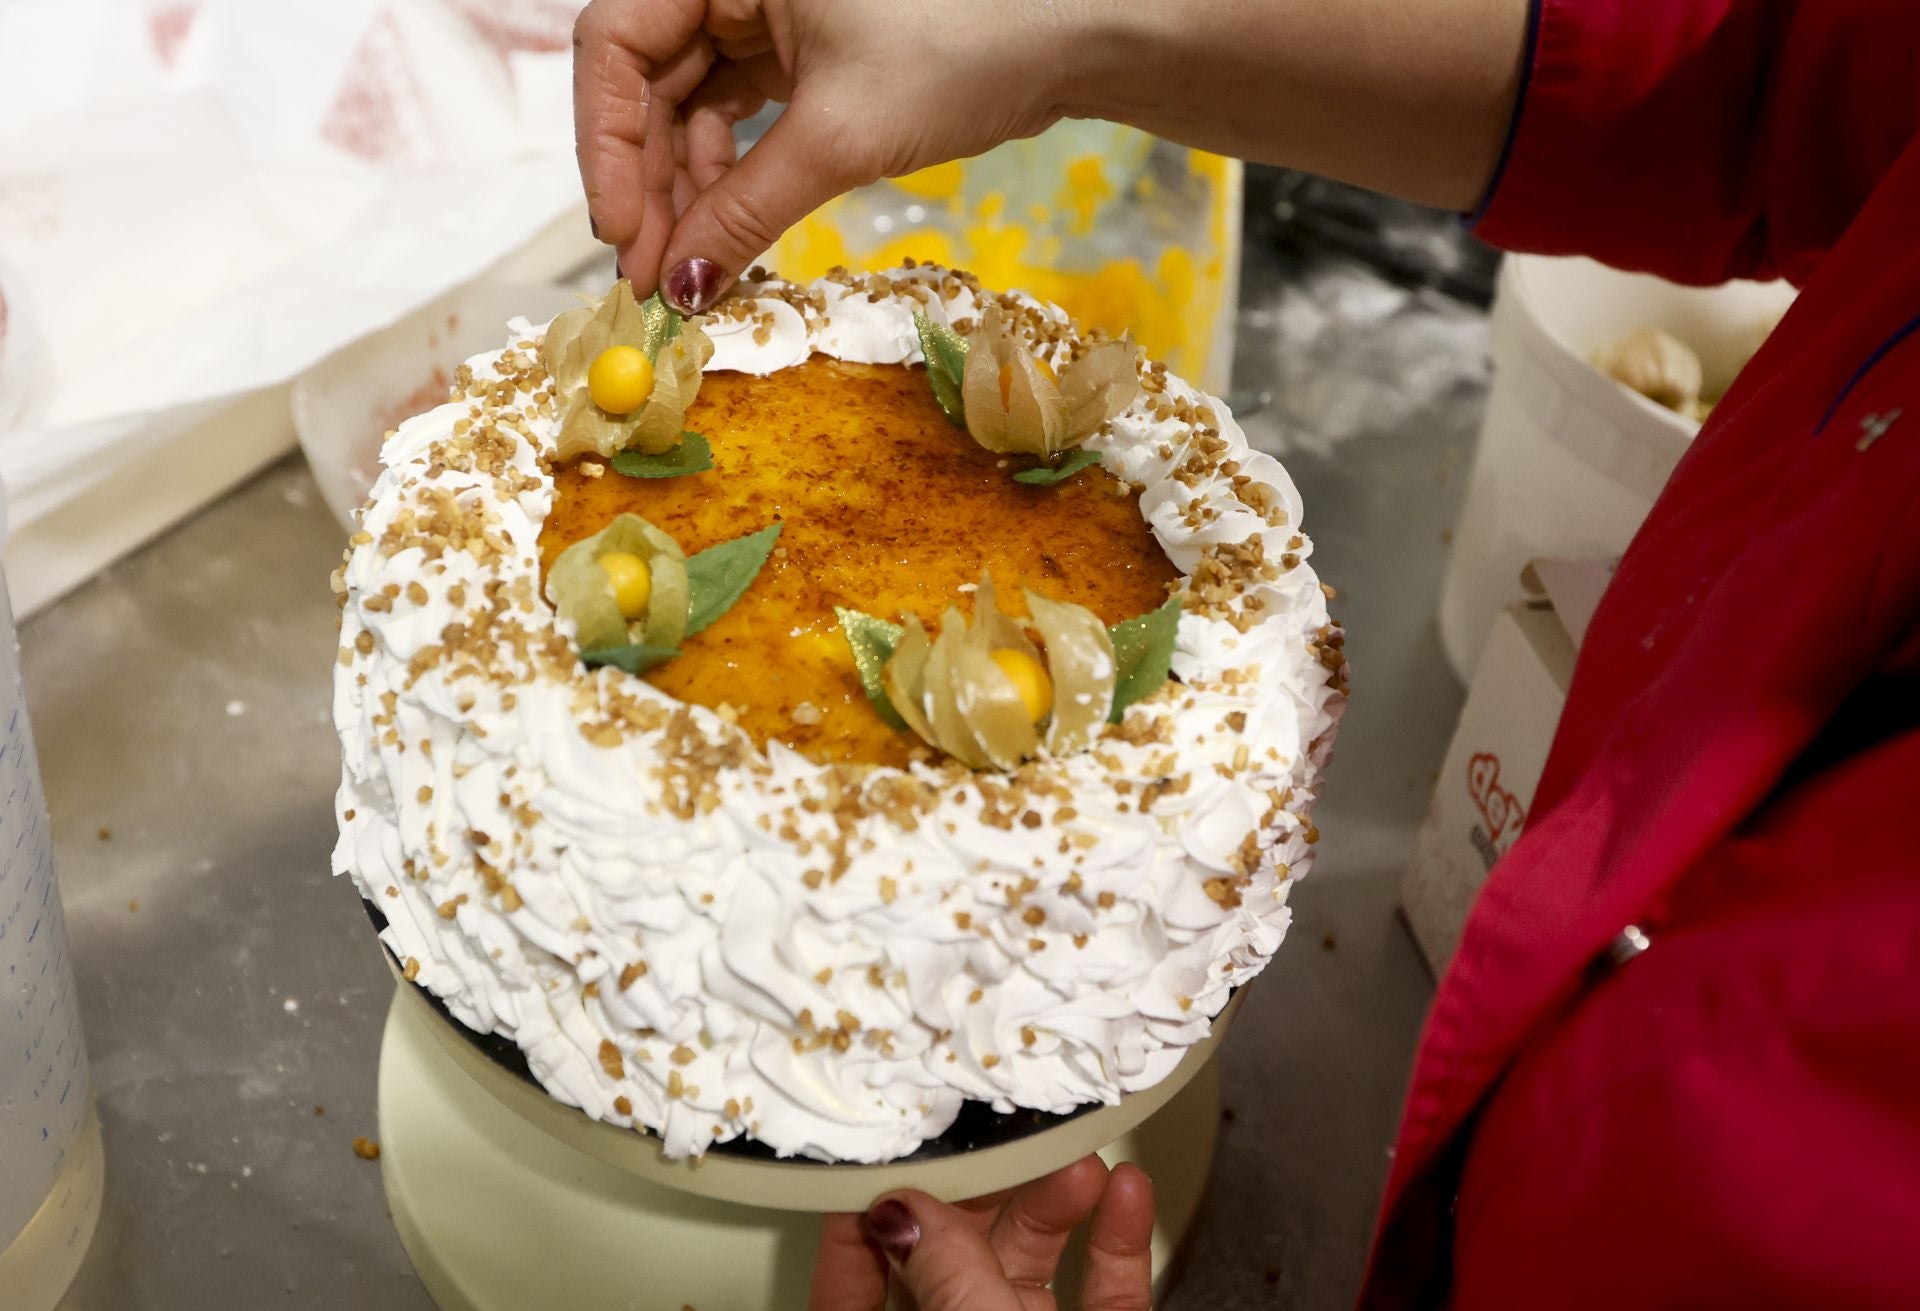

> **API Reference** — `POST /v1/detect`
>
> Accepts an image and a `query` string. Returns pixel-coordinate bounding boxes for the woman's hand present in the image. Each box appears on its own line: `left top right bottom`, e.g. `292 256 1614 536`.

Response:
574 0 1530 311
806 1156 1155 1311
572 0 1075 312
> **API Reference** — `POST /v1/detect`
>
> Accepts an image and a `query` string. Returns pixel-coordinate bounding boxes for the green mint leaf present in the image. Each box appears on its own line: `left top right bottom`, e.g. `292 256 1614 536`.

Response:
609 432 713 479
1107 596 1182 721
1012 448 1103 486
582 643 681 675
638 293 684 362
836 607 907 730
913 311 970 425
684 522 782 637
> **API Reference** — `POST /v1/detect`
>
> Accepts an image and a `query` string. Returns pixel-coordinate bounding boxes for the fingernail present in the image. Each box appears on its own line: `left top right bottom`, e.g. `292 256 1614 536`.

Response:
862 1199 920 1265
589 214 600 240
665 257 724 315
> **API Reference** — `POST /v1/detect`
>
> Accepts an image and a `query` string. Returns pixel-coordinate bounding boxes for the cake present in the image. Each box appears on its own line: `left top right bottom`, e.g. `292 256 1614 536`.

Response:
331 263 1346 1164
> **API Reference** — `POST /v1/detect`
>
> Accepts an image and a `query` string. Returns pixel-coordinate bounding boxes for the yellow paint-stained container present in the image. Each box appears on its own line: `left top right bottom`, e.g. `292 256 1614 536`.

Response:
764 123 1243 394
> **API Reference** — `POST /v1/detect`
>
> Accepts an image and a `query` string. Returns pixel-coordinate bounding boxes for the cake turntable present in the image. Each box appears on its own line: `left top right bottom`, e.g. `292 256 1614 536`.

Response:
375 948 1234 1309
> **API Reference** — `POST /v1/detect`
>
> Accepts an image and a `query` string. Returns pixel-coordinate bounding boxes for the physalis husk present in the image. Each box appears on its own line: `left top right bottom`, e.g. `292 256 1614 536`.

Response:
958 305 1140 459
543 281 714 461
882 573 1116 770
545 513 691 653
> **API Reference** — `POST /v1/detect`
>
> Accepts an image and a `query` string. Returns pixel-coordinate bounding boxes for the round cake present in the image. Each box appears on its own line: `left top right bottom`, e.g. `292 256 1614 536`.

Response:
331 263 1346 1164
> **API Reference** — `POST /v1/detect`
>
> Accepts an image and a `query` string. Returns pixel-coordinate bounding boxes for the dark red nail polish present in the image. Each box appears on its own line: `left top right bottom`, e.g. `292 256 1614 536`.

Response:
665 257 724 315
862 1199 920 1264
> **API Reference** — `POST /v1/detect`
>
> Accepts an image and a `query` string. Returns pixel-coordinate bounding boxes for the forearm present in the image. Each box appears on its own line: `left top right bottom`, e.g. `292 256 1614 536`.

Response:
1063 0 1532 211
578 0 1535 302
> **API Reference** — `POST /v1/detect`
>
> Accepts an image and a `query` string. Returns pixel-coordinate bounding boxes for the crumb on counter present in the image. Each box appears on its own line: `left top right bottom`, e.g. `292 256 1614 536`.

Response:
351 1136 381 1161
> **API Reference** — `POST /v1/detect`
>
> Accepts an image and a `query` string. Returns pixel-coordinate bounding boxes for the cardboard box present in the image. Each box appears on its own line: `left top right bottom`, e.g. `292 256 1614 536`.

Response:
1402 559 1613 974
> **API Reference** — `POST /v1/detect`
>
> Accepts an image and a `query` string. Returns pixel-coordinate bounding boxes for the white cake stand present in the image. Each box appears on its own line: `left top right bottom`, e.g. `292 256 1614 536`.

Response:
377 982 1236 1309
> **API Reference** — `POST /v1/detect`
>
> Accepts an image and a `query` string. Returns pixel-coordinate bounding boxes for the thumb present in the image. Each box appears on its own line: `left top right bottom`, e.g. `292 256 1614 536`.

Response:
658 91 876 313
862 1193 1026 1311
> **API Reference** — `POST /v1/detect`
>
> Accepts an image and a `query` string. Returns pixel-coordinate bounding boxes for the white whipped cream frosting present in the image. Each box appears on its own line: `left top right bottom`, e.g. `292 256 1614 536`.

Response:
333 267 1344 1163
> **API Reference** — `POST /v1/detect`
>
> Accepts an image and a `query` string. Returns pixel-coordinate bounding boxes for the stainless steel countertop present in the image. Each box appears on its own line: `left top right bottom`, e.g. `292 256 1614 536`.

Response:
33 233 1482 1309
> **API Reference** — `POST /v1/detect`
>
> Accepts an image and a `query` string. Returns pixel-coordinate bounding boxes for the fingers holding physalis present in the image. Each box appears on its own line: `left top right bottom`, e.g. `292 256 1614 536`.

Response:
658 80 877 313
573 0 720 295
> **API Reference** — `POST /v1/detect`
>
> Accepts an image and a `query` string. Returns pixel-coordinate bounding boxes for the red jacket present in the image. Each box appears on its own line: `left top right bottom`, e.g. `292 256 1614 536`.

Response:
1362 2 1920 1306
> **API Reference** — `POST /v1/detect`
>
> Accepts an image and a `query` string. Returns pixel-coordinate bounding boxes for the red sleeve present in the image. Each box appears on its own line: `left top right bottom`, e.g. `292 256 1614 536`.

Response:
1472 0 1920 286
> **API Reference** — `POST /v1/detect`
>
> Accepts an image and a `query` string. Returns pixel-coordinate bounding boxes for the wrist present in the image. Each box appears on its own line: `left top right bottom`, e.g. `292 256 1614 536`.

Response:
1048 0 1168 122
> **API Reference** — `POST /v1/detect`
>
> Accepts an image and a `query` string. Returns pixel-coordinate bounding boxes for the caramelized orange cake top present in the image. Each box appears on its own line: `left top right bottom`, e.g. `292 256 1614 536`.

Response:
540 358 1180 767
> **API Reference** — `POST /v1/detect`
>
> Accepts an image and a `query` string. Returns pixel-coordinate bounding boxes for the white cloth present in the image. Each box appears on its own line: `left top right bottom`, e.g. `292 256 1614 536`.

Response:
0 0 587 521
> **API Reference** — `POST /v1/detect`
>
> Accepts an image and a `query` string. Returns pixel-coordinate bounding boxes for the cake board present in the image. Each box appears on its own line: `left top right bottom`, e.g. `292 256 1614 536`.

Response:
377 982 1233 1309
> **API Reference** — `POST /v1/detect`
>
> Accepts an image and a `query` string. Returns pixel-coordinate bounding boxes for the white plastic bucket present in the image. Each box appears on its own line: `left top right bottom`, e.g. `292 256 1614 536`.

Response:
1438 256 1797 680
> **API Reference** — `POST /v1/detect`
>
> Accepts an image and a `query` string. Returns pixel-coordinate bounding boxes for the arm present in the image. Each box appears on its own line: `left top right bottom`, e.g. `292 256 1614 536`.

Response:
573 0 1529 309
1062 0 1530 213
574 0 1920 306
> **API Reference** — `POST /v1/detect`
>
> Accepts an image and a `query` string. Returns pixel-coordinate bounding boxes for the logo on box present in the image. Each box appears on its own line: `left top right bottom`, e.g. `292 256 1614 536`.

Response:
1466 751 1528 870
